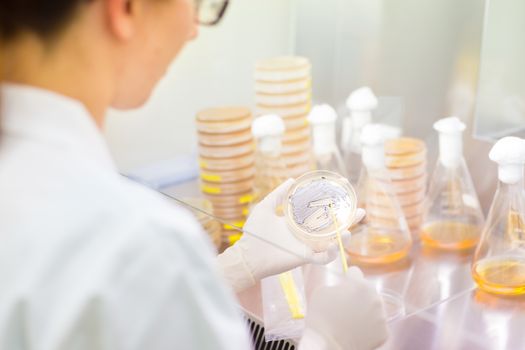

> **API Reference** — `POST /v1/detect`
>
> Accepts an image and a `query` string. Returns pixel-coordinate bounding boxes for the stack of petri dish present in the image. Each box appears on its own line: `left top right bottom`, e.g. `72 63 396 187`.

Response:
254 56 314 178
384 138 428 235
196 106 255 246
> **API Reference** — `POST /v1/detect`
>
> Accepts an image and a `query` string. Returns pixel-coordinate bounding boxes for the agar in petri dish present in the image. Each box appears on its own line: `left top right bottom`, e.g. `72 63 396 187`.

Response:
285 171 357 250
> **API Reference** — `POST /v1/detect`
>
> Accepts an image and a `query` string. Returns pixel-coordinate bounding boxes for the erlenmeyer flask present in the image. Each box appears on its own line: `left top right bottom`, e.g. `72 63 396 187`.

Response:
472 136 525 295
251 114 289 206
341 87 378 184
346 124 413 264
308 104 347 178
421 117 484 250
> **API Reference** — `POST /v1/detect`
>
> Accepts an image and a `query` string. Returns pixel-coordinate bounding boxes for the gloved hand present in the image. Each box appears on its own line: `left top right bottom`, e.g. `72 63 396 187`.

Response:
217 179 365 292
299 267 388 350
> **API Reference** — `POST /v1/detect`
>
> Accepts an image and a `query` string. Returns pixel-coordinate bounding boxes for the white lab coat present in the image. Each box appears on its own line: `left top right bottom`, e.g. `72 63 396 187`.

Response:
0 84 252 350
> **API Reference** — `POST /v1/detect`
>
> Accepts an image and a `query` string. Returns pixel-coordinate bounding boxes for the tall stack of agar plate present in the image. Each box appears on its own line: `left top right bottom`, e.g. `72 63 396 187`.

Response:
254 56 314 178
384 138 428 235
196 107 255 246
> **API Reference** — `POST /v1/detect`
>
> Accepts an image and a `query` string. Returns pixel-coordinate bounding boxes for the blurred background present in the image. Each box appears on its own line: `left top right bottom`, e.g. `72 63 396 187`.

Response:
104 0 525 211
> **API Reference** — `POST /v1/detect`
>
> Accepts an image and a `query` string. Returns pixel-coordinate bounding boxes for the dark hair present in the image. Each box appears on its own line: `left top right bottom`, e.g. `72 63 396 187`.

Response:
0 0 87 40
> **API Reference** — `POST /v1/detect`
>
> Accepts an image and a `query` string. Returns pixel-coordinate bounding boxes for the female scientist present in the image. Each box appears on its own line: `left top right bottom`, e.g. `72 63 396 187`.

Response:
0 0 387 349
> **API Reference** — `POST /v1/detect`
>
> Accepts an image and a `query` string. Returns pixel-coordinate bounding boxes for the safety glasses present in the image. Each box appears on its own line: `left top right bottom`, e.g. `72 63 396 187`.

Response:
195 0 229 26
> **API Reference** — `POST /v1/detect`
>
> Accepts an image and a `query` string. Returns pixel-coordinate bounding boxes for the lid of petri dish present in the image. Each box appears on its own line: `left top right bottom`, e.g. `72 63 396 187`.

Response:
367 186 426 207
385 161 427 181
197 106 251 122
200 165 255 184
198 128 253 147
205 190 254 208
385 138 426 156
198 140 255 159
256 102 311 118
283 124 310 143
386 150 427 169
255 90 311 107
282 114 309 130
196 117 253 134
255 78 311 95
283 136 311 154
285 171 357 241
199 153 255 171
200 177 254 196
283 150 313 166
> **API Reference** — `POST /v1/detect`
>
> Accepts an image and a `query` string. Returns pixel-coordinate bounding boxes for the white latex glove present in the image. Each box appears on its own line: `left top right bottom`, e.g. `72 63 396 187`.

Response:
217 179 365 292
299 267 388 350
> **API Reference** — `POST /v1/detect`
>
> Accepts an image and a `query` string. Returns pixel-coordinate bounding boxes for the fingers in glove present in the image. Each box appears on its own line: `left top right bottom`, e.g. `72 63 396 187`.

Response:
353 208 366 224
346 266 364 280
308 243 339 265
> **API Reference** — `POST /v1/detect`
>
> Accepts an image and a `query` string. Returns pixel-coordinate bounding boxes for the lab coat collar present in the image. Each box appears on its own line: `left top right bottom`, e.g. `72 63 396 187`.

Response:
0 83 118 174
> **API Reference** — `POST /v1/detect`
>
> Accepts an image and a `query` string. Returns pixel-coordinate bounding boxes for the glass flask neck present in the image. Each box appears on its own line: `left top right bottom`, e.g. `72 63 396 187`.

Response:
362 143 386 172
438 132 464 168
351 110 372 127
312 122 337 155
497 177 525 196
257 135 283 157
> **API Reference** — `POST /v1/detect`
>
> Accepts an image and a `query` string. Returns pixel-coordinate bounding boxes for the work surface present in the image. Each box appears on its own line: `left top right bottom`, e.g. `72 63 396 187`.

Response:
161 181 525 350
237 245 525 350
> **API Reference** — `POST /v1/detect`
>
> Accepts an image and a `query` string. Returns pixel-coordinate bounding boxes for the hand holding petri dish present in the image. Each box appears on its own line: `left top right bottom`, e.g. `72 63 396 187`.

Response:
284 170 358 253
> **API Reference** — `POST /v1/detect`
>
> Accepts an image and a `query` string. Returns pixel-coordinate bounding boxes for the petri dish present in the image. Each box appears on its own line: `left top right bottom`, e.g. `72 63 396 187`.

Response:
201 177 254 196
283 150 312 166
281 114 309 131
255 78 311 95
200 165 255 184
368 187 426 207
255 90 310 107
199 153 255 171
282 136 311 154
385 138 426 156
205 190 254 208
197 106 251 122
400 200 425 218
256 102 311 118
254 56 311 82
283 125 310 143
385 174 427 195
386 161 427 181
284 170 357 252
198 128 253 147
198 141 255 159
196 106 253 134
386 149 427 169
213 204 249 219
197 117 252 134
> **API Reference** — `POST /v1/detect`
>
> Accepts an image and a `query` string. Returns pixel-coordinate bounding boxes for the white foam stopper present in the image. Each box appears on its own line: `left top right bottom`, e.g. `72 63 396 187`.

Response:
308 104 337 125
433 116 466 168
489 136 525 184
252 114 285 154
346 87 379 111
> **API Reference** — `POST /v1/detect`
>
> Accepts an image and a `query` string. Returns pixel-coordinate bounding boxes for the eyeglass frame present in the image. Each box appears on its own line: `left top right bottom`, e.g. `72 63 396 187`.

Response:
194 0 229 26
